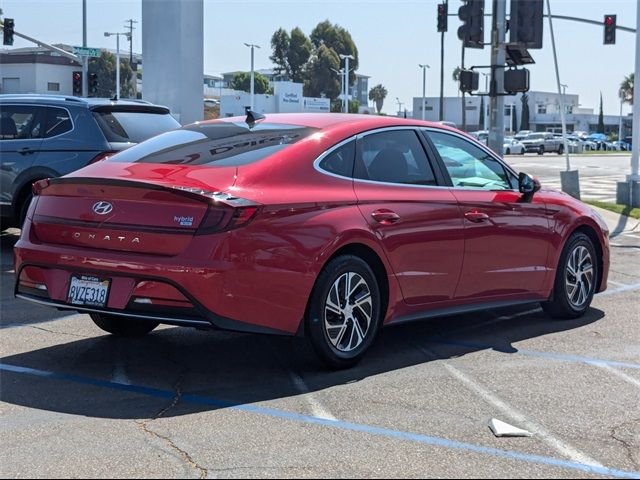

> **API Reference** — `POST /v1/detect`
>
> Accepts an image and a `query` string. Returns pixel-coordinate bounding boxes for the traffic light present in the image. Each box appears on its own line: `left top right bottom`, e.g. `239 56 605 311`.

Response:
603 15 617 45
504 69 530 94
458 0 484 49
3 18 14 46
509 0 544 49
88 73 98 96
459 70 479 93
72 71 83 96
437 3 448 33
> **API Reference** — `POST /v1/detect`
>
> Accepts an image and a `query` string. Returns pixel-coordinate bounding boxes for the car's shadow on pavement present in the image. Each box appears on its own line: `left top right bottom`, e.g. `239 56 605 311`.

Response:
0 305 604 419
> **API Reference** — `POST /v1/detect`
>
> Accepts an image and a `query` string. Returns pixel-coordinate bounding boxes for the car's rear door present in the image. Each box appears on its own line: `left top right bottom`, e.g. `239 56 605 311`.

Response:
353 128 464 305
423 129 553 301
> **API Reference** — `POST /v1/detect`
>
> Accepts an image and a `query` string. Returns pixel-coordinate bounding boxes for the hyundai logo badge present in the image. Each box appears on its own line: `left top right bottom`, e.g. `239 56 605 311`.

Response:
92 201 113 215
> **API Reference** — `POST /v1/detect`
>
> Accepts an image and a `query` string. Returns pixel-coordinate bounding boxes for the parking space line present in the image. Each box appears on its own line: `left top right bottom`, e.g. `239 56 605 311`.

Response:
598 282 640 296
287 371 337 421
595 364 640 389
2 362 639 479
417 346 603 468
432 339 640 371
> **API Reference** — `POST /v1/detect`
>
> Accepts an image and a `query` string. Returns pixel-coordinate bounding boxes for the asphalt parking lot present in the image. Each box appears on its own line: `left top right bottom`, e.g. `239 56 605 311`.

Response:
1 197 639 478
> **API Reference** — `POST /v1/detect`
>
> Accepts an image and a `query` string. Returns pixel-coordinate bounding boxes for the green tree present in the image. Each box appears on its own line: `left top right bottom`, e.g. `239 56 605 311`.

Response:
303 44 341 99
619 73 634 105
368 84 388 114
269 28 290 76
230 72 273 94
597 92 605 134
309 20 358 89
269 27 311 82
288 27 312 82
88 50 134 98
520 94 530 130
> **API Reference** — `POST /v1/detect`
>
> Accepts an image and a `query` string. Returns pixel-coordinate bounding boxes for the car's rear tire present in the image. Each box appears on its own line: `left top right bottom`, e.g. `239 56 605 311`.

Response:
18 192 33 228
558 144 564 155
305 255 382 369
505 148 511 155
538 146 544 155
90 313 159 337
520 147 525 155
541 233 598 319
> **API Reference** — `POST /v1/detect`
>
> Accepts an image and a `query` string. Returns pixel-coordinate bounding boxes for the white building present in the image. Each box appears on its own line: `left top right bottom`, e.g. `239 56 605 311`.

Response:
412 91 631 136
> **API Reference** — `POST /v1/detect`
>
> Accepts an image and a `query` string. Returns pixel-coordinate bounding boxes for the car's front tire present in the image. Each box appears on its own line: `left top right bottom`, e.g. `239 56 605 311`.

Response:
90 313 159 337
538 146 544 155
505 148 511 155
541 233 598 319
305 255 382 369
558 144 564 155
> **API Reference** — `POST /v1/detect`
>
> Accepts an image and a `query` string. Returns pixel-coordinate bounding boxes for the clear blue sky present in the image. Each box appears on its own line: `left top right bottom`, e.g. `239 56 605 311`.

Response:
1 0 635 115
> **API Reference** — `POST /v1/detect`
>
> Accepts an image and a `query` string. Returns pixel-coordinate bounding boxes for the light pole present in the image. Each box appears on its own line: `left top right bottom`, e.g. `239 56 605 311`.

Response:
339 54 354 113
82 0 87 97
104 31 130 100
419 64 430 121
396 97 404 117
560 83 568 96
481 72 489 131
331 68 345 111
244 43 260 110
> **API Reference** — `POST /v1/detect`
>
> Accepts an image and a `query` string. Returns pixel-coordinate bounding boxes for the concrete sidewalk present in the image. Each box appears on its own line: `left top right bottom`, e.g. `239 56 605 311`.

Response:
590 205 640 237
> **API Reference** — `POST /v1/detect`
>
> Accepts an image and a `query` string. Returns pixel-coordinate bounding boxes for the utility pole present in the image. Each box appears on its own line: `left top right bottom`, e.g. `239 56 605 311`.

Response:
82 0 87 97
487 0 506 155
124 19 137 65
461 46 466 131
340 54 354 113
439 0 447 121
244 43 260 110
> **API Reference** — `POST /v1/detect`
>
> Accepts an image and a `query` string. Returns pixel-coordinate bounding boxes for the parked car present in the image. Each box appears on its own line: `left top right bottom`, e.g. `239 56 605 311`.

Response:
470 130 489 145
14 113 610 368
204 98 220 107
587 133 608 151
438 121 458 129
503 137 525 155
521 132 564 155
0 94 180 227
514 130 532 140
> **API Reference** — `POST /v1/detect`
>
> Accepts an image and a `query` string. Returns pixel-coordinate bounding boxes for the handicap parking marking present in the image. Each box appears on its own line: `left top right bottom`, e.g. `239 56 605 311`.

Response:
2 362 639 479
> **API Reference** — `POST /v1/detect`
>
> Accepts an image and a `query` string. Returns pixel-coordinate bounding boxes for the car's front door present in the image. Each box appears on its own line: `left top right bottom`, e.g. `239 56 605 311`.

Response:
424 129 553 301
353 128 464 305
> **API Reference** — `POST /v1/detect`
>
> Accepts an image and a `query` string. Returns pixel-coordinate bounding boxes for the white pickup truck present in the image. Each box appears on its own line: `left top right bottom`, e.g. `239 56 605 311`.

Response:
520 132 564 155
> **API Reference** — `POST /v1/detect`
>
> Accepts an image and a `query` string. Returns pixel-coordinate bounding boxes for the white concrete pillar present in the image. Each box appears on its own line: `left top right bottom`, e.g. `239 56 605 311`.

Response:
141 0 203 125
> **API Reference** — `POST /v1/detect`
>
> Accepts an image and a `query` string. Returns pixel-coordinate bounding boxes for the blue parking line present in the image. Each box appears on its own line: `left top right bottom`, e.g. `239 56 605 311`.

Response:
432 340 640 370
1 362 639 479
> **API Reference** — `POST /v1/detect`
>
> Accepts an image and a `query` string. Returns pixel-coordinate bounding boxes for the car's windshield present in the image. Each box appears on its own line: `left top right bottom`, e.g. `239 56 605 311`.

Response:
526 133 545 140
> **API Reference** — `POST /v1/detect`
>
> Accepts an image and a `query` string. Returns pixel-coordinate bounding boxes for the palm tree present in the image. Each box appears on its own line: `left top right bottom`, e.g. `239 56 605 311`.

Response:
368 84 388 114
619 73 634 105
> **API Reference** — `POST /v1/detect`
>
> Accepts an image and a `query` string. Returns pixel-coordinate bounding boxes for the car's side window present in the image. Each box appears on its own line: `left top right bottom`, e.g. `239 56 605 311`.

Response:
0 105 43 141
427 130 513 190
318 140 355 178
44 107 73 138
354 130 436 186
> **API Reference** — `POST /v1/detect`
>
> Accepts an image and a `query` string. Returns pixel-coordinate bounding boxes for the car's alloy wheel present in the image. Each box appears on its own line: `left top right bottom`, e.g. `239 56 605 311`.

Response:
324 272 373 352
306 255 381 369
542 233 598 319
564 245 594 309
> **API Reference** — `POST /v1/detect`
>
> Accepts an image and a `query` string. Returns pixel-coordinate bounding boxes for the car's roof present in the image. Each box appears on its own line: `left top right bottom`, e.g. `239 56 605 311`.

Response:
0 94 164 109
206 112 459 132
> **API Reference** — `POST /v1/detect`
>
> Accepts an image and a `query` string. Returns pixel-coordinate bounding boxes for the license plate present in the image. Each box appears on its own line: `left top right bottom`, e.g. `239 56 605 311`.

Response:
67 275 110 307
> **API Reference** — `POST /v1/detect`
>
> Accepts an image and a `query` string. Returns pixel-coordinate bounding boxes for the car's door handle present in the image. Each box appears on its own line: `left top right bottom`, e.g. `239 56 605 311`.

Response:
18 147 34 155
464 211 490 223
371 209 401 225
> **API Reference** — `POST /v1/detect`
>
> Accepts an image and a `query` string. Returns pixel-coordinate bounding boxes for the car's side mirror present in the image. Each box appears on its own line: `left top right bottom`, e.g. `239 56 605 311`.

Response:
519 172 541 195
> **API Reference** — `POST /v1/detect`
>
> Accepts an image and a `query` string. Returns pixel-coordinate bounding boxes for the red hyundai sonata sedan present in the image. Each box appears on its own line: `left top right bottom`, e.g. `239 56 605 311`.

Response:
14 113 609 368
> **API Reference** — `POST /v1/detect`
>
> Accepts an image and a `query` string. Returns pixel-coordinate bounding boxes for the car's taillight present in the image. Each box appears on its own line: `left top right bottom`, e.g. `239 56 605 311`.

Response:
88 151 116 164
32 179 50 196
169 187 261 234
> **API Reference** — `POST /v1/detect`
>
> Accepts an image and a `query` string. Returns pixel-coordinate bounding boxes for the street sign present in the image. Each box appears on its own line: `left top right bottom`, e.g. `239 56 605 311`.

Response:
73 46 100 57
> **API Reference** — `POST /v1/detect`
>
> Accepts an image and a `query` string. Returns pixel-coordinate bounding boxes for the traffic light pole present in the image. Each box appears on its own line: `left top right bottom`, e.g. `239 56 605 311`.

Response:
82 0 88 98
487 0 506 156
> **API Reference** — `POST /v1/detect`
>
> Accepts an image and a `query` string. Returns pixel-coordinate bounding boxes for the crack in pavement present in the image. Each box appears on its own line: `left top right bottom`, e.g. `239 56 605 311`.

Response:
611 419 640 470
133 352 209 478
27 325 90 338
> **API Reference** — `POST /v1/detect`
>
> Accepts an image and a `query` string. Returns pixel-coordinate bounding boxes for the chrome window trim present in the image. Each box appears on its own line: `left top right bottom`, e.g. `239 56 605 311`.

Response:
0 103 76 142
421 127 521 192
313 125 448 190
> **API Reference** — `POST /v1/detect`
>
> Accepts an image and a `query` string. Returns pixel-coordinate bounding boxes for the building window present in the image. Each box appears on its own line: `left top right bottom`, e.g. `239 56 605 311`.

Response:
537 104 547 114
466 106 477 111
565 105 573 114
47 82 60 92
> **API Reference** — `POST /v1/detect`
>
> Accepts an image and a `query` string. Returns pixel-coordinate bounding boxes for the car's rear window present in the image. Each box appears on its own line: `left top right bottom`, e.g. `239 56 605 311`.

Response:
108 122 318 166
93 110 180 143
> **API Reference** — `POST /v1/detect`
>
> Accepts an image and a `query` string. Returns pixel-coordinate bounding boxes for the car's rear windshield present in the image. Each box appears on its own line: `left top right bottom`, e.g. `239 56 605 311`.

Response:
108 122 318 166
93 110 180 143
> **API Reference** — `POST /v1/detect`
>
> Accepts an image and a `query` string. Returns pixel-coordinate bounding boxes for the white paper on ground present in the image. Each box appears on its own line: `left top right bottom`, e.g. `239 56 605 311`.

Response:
488 418 533 437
